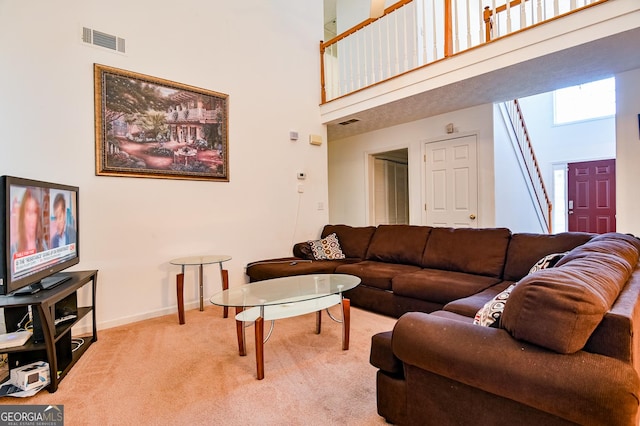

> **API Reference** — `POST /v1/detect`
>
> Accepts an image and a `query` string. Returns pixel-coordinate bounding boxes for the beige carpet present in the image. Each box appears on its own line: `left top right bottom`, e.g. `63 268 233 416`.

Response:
7 305 397 425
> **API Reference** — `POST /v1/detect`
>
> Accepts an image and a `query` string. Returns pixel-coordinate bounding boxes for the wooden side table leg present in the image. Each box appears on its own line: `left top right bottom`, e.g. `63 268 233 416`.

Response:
255 316 265 380
315 310 322 334
342 298 351 350
176 273 185 325
235 307 246 356
221 268 229 318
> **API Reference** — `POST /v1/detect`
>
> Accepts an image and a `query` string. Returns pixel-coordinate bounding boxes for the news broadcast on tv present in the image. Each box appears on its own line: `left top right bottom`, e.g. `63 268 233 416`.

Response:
9 184 77 281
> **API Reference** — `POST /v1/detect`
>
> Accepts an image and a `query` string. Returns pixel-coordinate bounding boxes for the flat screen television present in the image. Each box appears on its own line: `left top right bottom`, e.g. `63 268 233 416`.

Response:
0 176 79 295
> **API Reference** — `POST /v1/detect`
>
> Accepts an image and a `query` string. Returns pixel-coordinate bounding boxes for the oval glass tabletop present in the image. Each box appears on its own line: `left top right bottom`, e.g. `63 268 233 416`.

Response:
170 255 232 266
210 274 360 308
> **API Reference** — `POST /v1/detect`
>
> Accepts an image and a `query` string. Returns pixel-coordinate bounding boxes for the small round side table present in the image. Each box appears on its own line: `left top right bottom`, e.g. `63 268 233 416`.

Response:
170 255 231 324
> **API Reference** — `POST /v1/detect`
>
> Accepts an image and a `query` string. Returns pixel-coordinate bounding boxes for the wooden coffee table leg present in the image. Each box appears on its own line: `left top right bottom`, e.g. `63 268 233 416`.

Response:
235 307 246 356
221 268 229 318
342 298 351 350
255 316 265 380
176 273 185 325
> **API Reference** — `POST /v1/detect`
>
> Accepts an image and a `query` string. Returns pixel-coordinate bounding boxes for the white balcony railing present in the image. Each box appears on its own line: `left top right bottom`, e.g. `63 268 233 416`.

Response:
321 0 608 103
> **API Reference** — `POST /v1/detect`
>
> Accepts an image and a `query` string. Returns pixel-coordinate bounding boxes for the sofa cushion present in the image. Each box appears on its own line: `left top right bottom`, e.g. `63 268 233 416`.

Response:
502 232 593 281
307 233 345 260
421 227 511 277
443 281 514 317
392 268 502 305
370 331 402 375
501 233 640 354
584 264 640 362
365 225 432 266
292 242 314 259
321 224 376 259
335 260 421 291
554 232 640 267
429 310 475 323
246 258 357 282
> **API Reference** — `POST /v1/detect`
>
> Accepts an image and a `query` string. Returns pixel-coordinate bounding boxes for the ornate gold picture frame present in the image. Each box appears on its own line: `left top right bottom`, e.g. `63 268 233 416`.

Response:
94 64 229 181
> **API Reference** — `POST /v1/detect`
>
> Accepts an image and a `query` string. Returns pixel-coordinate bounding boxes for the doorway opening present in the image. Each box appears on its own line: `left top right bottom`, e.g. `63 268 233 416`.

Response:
369 148 409 225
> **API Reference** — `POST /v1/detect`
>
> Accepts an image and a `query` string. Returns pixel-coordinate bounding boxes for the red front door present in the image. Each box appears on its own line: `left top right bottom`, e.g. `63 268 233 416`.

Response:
567 159 616 233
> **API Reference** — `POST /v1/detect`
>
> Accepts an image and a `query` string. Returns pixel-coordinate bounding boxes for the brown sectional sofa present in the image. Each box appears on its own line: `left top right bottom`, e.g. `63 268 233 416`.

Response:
245 224 640 425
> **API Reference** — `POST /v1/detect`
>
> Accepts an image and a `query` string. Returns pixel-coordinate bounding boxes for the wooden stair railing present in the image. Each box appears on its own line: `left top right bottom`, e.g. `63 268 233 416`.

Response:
483 0 531 42
504 99 552 233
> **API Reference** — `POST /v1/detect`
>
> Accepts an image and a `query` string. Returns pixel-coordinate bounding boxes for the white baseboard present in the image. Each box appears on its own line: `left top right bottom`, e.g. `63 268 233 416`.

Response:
76 301 201 334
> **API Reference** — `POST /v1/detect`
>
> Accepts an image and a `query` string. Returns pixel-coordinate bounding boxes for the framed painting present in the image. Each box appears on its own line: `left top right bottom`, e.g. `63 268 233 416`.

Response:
94 64 229 181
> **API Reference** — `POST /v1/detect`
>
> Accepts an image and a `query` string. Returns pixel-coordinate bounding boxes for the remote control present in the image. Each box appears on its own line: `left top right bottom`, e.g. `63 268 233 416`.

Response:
54 314 77 325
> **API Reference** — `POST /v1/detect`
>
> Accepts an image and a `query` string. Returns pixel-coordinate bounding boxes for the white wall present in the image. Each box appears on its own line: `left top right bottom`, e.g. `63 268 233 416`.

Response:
0 0 327 329
335 0 395 33
328 104 496 227
616 68 640 236
517 91 616 187
517 88 617 233
329 78 639 235
493 105 546 233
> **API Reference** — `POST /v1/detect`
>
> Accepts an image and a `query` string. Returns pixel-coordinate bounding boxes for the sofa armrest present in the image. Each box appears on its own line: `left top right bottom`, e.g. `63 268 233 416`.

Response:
370 331 403 376
392 312 640 426
293 242 313 259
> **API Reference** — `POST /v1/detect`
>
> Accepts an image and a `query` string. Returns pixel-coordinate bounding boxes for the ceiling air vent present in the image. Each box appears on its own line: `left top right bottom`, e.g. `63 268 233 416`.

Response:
338 118 360 126
82 27 126 53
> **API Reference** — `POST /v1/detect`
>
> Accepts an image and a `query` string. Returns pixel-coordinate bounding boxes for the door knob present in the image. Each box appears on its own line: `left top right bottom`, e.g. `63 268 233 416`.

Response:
469 214 476 220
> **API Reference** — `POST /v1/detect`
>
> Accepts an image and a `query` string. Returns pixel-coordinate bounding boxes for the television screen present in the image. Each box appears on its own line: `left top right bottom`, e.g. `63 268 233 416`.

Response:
0 176 79 295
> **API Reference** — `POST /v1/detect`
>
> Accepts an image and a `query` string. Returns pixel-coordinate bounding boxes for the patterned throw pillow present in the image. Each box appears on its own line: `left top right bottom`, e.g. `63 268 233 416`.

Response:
307 233 346 260
473 284 516 327
528 252 567 275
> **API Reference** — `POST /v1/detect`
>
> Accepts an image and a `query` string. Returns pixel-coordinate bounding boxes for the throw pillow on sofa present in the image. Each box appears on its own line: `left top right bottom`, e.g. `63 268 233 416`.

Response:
473 284 515 327
308 233 346 260
528 252 567 274
474 252 567 327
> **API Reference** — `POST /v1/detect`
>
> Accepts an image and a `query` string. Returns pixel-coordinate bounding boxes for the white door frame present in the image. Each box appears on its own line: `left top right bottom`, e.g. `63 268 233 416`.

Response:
364 145 409 226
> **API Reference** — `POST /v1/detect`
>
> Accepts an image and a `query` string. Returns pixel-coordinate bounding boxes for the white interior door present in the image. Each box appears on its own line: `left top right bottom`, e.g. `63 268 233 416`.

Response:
424 135 478 227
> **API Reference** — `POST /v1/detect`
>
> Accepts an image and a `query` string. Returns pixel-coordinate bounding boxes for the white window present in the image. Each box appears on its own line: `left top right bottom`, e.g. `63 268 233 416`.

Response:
552 164 567 233
553 77 616 125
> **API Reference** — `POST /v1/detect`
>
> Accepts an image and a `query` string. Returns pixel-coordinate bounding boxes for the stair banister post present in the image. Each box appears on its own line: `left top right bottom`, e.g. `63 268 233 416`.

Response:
444 0 453 57
483 6 493 42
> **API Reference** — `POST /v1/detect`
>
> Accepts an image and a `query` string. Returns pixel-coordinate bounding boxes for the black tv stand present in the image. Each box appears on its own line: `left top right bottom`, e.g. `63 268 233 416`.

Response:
12 273 72 296
0 270 98 392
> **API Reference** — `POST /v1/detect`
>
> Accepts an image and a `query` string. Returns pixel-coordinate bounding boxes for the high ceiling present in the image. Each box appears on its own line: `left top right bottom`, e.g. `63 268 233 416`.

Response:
323 11 640 141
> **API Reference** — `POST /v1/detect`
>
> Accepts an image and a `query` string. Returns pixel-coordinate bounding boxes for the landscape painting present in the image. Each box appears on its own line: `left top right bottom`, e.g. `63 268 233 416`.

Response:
94 64 229 181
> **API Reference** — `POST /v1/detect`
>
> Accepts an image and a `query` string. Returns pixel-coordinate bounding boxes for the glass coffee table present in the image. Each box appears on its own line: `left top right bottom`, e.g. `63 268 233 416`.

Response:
210 274 360 380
